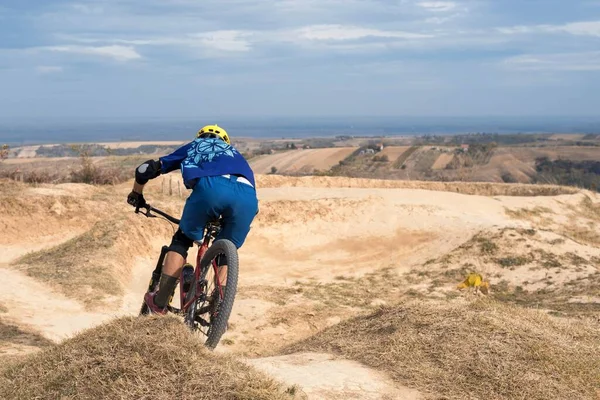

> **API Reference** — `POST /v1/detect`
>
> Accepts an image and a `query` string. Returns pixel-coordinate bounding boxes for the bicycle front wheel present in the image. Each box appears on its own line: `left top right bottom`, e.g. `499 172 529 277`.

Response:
184 239 239 350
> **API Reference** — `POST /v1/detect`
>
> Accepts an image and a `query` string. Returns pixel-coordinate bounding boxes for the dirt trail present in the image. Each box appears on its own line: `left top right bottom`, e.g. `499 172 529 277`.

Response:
238 187 529 286
0 255 179 345
247 353 422 399
0 265 114 342
0 231 85 264
1 177 598 399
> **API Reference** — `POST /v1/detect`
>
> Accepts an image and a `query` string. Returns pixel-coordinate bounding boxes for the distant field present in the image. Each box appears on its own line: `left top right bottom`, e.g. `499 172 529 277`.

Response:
98 141 186 149
14 146 41 158
507 146 600 162
11 142 186 158
464 146 600 183
379 146 410 162
250 147 356 174
469 153 536 183
4 157 74 165
432 153 454 170
548 134 586 141
392 146 420 169
405 147 439 172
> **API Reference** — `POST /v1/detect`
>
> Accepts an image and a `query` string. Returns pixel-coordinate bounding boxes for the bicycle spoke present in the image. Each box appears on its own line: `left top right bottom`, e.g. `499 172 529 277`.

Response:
189 260 224 336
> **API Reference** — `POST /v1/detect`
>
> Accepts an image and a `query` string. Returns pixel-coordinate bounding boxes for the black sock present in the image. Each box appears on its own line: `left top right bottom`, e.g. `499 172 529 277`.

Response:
154 273 179 308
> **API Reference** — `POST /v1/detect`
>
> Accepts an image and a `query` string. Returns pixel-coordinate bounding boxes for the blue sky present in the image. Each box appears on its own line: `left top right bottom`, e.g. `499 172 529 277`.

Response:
1 0 599 120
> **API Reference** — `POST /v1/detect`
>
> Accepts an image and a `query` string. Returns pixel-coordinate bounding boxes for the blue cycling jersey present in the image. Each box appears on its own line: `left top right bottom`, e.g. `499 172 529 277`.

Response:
159 138 256 189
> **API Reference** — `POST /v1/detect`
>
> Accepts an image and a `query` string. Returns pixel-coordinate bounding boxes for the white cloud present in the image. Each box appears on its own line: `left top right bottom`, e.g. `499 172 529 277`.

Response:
503 52 600 71
417 1 457 12
60 31 252 53
71 3 104 15
499 20 600 37
44 45 141 61
190 31 252 52
558 21 600 36
424 15 456 24
295 25 434 41
55 25 435 56
35 65 64 74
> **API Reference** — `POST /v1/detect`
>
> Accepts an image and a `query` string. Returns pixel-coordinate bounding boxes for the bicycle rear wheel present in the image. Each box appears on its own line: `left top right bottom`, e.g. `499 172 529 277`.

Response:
184 239 239 349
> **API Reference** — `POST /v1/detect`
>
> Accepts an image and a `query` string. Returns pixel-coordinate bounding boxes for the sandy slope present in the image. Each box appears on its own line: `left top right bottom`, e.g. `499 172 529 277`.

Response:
0 176 598 399
379 146 410 162
431 153 454 170
0 265 115 342
239 186 519 285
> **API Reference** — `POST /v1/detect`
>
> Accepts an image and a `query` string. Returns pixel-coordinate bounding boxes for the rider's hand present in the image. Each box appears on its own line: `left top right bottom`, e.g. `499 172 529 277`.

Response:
127 191 147 208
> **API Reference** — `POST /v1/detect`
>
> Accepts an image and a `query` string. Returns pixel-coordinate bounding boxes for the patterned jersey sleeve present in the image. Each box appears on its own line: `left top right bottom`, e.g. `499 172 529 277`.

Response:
159 142 193 173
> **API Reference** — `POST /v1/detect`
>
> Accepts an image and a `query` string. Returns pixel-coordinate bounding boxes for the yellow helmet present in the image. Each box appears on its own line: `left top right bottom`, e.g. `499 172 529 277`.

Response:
197 124 230 145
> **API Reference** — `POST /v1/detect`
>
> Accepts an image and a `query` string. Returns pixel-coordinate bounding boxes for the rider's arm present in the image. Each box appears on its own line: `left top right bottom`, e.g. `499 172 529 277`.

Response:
127 142 193 207
127 159 162 206
159 142 193 174
132 142 192 191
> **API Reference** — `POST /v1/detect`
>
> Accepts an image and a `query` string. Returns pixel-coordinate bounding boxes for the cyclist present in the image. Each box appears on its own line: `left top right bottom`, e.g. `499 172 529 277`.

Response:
127 125 258 314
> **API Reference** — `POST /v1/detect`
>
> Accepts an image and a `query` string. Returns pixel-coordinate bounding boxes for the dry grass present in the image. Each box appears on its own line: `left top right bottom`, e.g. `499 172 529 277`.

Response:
580 196 600 221
0 156 145 185
232 269 409 356
560 197 600 246
299 268 401 308
0 316 296 400
414 228 600 318
16 219 125 308
284 300 600 400
238 286 300 306
504 206 554 220
493 271 600 317
256 175 579 196
12 204 173 310
392 146 419 169
0 320 53 349
563 225 600 246
412 148 440 172
506 198 600 246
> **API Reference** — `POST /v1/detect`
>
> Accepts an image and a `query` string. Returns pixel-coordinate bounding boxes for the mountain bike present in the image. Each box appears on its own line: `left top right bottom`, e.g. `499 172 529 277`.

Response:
135 203 238 349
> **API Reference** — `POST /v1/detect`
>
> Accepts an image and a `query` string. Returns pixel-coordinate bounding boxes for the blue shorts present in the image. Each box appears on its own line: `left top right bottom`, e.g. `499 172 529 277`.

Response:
179 175 258 249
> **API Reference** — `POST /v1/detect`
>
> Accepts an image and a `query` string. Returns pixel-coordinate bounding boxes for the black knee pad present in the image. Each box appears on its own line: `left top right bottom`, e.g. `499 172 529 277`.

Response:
167 228 193 258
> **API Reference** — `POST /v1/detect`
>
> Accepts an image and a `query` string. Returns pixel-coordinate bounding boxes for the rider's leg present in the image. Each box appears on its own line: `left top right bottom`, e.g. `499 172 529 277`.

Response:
153 229 193 309
214 178 259 288
153 251 185 309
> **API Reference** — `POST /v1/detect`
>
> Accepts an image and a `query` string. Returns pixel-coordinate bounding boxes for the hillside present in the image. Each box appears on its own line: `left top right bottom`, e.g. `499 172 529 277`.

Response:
4 138 600 192
0 175 599 398
249 147 355 174
284 300 600 400
322 145 600 184
0 317 295 400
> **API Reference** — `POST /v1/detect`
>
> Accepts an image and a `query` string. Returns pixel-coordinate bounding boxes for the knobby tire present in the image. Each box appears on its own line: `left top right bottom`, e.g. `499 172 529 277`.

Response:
184 239 239 349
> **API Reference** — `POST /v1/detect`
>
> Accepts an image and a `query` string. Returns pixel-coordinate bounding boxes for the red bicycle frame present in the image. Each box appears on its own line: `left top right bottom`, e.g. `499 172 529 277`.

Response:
136 203 223 317
180 232 223 313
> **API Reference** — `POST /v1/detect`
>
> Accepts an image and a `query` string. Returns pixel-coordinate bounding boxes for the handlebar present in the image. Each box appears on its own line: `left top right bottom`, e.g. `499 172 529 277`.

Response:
135 203 181 225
